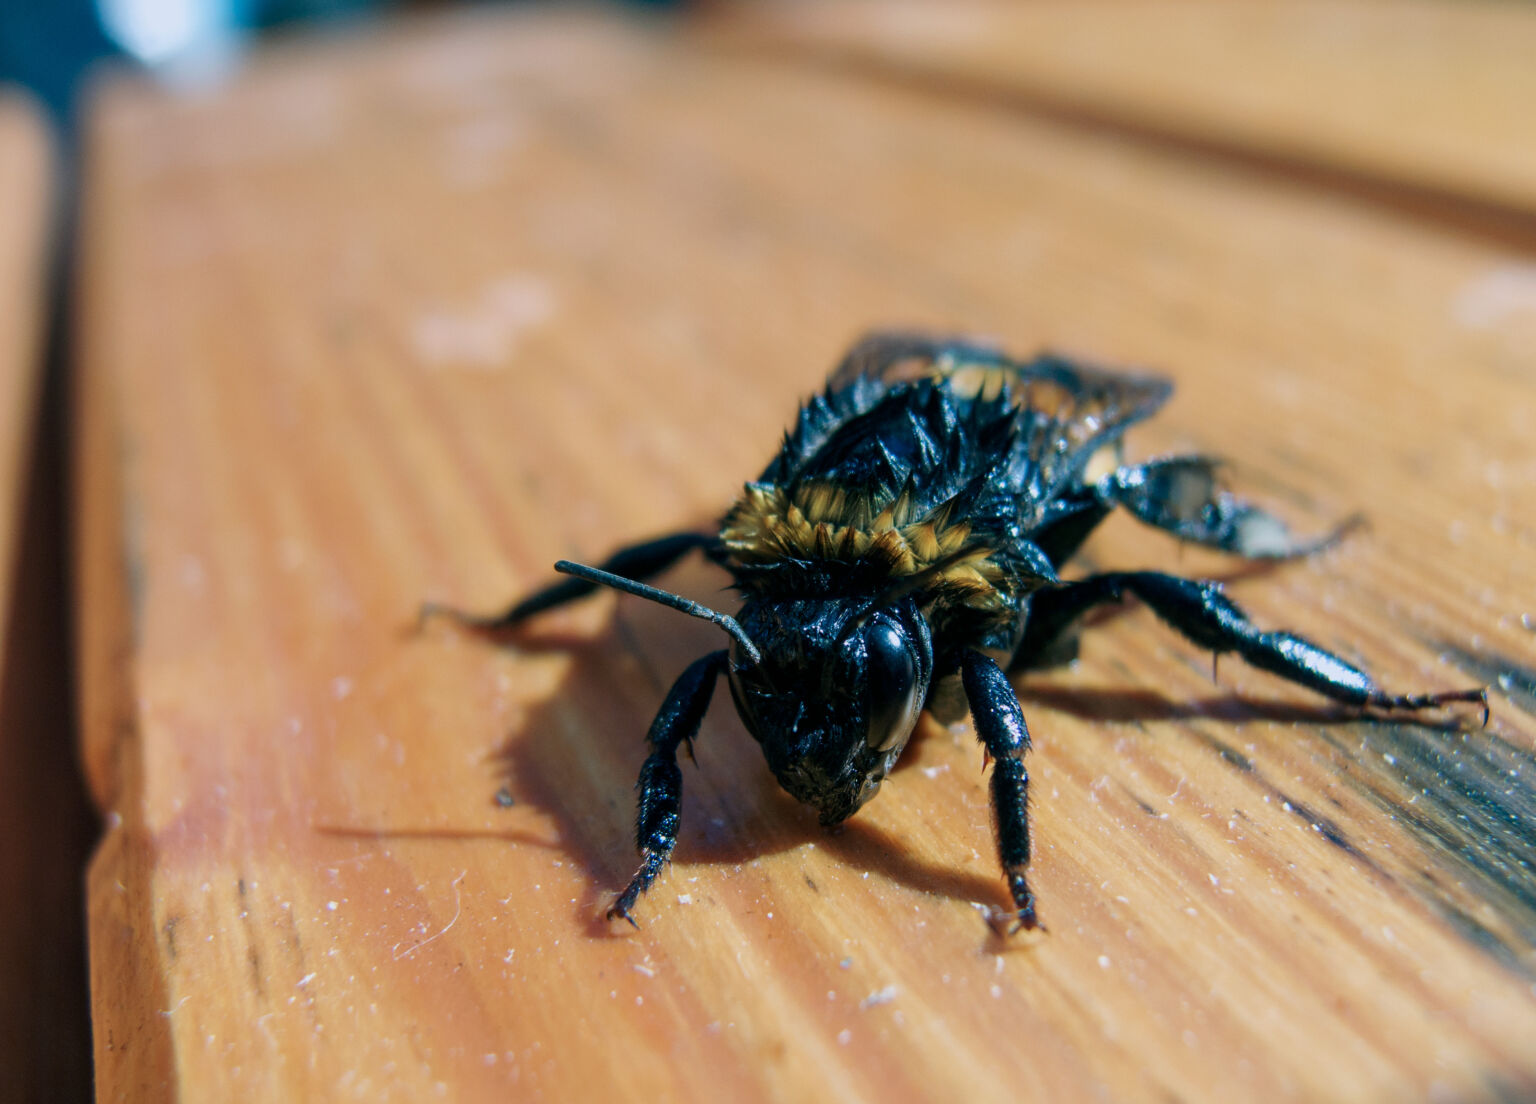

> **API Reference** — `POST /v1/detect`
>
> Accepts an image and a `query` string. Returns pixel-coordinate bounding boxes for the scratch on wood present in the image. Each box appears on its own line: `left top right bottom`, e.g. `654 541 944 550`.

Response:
392 870 469 961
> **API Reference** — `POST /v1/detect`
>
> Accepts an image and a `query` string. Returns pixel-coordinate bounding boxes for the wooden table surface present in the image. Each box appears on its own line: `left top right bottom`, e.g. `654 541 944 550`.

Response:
77 6 1536 1101
717 0 1536 221
0 93 51 681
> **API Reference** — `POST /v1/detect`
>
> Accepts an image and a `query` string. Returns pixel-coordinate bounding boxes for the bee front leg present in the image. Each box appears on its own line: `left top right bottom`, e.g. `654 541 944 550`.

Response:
608 649 728 927
961 650 1040 934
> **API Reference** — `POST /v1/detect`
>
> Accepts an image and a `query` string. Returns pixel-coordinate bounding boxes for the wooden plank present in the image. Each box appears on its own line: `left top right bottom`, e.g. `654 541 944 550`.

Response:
707 0 1536 220
0 97 51 658
0 89 92 1101
78 8 1536 1101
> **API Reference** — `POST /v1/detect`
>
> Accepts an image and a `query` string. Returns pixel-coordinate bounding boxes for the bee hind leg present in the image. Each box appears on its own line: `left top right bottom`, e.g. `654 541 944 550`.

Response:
1107 456 1359 560
1010 573 1129 672
1021 571 1486 721
607 649 727 927
418 531 715 632
961 650 1040 934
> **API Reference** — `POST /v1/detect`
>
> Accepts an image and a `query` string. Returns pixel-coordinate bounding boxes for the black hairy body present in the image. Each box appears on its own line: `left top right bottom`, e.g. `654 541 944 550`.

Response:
428 333 1485 934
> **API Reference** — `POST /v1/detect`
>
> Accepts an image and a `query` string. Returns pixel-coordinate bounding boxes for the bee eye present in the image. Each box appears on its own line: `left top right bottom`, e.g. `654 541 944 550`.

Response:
863 620 922 752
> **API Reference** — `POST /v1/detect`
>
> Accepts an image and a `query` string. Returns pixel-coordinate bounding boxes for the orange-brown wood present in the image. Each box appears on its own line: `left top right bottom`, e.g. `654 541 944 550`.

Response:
0 95 50 662
709 0 1536 220
78 8 1536 1102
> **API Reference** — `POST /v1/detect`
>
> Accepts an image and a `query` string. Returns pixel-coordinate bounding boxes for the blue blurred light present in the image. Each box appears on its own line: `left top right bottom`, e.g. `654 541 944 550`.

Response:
94 0 247 72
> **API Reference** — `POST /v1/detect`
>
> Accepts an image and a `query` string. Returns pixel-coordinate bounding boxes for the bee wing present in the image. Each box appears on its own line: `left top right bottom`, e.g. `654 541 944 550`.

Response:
827 331 962 389
831 332 1172 494
1001 353 1173 499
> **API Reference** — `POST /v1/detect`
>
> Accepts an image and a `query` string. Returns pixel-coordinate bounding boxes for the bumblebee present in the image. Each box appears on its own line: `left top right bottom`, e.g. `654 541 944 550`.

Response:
427 333 1486 933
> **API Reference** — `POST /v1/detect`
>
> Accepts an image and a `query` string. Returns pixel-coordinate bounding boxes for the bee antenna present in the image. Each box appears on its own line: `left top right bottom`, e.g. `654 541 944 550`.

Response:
554 560 761 667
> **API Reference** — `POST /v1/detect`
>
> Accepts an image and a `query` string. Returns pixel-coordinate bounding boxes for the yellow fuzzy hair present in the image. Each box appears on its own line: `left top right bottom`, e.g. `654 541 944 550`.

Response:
720 481 1012 613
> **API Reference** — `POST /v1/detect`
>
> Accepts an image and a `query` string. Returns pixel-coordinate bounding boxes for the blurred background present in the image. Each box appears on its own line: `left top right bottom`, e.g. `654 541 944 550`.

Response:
5 0 330 123
2 0 684 125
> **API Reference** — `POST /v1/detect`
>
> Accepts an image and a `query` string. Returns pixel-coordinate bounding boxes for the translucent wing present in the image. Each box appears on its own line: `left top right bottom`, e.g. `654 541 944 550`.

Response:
830 331 1173 504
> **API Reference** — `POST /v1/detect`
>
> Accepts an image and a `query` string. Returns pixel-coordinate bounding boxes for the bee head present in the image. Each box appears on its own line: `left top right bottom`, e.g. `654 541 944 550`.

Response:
727 597 933 825
545 559 934 824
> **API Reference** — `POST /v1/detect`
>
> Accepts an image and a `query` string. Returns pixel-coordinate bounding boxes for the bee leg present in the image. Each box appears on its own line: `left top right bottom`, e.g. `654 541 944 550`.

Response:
419 531 714 631
961 650 1039 933
1028 572 1487 721
607 649 728 928
1105 456 1359 560
1011 577 1122 672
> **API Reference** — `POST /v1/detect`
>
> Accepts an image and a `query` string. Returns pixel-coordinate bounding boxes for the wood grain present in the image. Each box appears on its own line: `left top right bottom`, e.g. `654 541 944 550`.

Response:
0 95 51 646
78 8 1536 1102
707 0 1536 221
